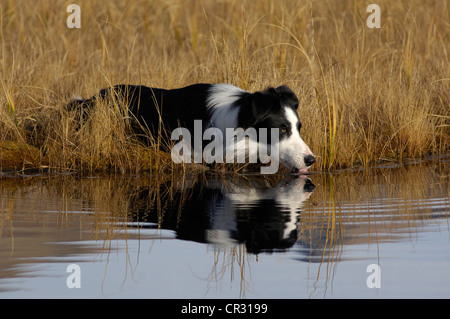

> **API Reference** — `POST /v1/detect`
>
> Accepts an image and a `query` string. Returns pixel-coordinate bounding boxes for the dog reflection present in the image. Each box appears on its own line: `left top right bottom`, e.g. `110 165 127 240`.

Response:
130 176 315 254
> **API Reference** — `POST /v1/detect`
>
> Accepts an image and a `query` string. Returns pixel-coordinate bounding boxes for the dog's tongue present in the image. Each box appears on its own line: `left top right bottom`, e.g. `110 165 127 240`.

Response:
293 168 309 175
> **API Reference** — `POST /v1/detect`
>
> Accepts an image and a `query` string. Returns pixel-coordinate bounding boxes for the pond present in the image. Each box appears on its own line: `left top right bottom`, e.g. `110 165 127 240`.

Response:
0 159 449 299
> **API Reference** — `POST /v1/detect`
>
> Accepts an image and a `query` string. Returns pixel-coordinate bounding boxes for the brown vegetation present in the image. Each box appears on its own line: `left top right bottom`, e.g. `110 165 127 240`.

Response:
1 0 449 173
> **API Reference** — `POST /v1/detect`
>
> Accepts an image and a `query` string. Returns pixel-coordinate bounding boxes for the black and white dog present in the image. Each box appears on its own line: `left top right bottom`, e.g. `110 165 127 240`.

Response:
68 83 315 173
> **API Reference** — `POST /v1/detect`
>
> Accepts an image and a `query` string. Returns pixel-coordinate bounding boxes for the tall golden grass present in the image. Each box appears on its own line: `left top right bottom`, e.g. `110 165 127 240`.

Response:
0 0 449 173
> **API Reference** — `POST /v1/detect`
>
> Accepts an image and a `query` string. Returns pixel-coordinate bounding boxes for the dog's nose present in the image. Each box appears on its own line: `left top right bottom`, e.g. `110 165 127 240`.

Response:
304 155 316 167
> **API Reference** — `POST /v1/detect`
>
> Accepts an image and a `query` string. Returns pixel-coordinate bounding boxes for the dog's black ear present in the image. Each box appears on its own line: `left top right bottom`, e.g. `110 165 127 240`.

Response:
274 85 293 93
274 85 299 110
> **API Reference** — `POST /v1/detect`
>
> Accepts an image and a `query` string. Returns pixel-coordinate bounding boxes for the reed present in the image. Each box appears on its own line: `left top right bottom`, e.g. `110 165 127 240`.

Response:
1 0 448 173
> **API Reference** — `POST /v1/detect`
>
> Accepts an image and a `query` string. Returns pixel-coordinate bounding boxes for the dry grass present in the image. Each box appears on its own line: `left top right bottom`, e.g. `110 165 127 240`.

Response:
0 0 449 173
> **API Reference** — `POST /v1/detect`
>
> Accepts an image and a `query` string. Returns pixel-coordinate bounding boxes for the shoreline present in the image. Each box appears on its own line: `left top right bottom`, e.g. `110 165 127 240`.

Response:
1 146 447 178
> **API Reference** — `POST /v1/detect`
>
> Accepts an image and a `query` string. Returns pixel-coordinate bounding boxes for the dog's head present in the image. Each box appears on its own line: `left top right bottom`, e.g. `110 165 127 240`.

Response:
239 85 315 173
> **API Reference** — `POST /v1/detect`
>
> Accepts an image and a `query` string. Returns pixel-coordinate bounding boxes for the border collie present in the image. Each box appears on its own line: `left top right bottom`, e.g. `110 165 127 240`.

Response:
67 83 315 173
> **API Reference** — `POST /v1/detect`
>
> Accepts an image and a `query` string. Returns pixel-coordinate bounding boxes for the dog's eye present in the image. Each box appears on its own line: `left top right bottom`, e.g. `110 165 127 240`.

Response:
280 128 287 134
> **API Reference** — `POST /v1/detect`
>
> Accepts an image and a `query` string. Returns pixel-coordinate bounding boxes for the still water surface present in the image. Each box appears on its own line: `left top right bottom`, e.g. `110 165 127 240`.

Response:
0 160 449 298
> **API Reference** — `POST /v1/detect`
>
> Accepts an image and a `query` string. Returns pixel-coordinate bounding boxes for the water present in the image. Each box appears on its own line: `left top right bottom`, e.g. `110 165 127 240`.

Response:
0 160 448 299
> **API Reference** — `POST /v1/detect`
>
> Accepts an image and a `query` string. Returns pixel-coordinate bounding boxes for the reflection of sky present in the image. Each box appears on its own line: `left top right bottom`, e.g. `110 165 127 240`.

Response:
1 220 449 299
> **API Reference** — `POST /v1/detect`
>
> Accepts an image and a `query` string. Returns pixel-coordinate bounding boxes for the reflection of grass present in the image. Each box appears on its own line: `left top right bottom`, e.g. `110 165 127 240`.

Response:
208 245 255 299
1 0 449 173
299 161 449 296
299 173 344 297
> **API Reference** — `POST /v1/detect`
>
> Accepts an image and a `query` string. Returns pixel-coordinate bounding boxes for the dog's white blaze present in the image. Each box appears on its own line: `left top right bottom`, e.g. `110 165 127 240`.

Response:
278 107 313 170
